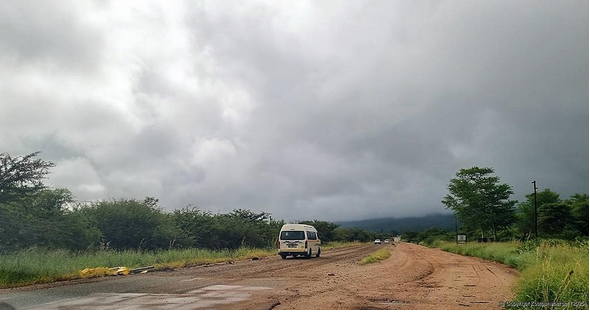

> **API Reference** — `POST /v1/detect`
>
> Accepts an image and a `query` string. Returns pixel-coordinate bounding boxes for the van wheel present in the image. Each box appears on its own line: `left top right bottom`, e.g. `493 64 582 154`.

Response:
306 249 312 259
280 254 287 259
316 247 321 258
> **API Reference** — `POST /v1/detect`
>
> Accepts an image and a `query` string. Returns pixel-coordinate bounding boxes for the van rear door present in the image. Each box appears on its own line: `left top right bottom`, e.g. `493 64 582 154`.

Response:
280 230 305 251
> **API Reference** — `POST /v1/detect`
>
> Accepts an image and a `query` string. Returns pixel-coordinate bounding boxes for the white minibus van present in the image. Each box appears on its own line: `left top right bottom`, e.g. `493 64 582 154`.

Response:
277 224 321 259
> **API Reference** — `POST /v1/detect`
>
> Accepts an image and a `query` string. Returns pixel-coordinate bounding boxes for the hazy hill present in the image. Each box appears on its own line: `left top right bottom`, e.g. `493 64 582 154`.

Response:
337 213 455 233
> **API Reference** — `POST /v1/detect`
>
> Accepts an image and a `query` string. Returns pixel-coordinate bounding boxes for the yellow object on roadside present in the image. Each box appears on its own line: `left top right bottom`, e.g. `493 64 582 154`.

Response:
78 267 130 278
78 267 113 278
115 267 130 276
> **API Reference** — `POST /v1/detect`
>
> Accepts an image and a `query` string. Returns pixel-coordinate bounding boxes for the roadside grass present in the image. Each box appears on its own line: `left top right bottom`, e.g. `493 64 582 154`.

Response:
431 240 589 309
0 247 276 288
0 242 364 288
360 248 390 265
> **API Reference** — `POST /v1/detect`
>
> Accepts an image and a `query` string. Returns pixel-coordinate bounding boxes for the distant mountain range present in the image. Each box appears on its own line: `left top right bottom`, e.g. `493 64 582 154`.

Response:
337 213 455 233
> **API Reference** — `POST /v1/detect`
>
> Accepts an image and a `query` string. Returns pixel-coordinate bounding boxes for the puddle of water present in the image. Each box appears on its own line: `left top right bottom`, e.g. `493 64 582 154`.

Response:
241 286 271 291
201 285 243 291
180 277 204 282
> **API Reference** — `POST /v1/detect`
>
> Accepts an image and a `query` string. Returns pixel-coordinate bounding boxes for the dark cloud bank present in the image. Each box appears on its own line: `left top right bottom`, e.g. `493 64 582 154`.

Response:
0 0 587 221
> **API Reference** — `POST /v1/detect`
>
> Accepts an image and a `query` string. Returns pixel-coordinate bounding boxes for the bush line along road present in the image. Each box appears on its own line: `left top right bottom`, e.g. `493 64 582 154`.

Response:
0 243 517 310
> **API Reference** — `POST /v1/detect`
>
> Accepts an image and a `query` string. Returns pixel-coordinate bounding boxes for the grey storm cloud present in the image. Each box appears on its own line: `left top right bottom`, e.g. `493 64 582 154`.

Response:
0 0 587 221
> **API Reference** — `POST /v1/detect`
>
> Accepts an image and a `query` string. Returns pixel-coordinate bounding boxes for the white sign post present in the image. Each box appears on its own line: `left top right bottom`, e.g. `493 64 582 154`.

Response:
457 235 466 244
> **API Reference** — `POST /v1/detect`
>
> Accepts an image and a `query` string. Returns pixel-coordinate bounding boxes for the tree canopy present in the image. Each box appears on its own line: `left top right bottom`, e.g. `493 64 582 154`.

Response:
0 151 55 204
442 167 517 240
538 203 574 236
1 152 586 252
516 188 561 238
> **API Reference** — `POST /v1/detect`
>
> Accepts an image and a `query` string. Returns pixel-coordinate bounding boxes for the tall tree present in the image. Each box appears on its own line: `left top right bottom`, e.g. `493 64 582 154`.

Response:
0 188 102 250
442 167 517 240
84 199 169 250
0 151 55 204
538 203 573 236
516 189 561 237
565 193 589 236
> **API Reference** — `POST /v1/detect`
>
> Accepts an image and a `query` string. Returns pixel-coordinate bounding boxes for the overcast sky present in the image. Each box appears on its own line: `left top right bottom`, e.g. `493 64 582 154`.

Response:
0 0 587 221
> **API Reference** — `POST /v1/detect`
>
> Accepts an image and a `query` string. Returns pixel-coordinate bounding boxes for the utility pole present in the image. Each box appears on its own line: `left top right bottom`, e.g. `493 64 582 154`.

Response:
455 213 459 245
532 180 538 238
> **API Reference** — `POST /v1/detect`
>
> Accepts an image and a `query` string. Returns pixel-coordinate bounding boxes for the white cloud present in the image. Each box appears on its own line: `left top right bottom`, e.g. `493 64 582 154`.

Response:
0 0 587 221
49 157 106 200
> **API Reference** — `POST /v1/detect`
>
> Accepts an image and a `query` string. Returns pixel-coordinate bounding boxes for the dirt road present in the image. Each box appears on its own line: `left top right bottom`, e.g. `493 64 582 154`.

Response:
0 243 518 309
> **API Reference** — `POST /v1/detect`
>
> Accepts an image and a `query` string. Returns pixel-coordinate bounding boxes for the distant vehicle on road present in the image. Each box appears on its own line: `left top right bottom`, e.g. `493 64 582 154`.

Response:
278 224 321 259
384 239 390 244
374 239 381 244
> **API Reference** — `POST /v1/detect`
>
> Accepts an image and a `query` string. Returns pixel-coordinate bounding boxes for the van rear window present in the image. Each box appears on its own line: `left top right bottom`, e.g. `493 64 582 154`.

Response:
280 231 305 240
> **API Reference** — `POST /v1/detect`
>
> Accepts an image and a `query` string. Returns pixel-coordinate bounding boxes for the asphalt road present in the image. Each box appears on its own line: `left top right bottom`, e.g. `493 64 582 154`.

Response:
0 243 518 309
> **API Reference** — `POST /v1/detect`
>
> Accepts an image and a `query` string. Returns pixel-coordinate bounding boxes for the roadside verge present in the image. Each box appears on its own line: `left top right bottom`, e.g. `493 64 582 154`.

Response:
0 241 362 289
429 240 589 309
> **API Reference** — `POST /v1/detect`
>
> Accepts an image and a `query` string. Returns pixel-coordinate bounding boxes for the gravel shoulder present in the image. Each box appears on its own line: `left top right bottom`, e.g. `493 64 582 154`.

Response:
220 242 518 310
0 243 518 310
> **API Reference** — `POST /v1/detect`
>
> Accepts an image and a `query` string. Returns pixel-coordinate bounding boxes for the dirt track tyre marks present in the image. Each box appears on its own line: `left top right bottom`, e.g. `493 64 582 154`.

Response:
0 243 518 310
168 244 379 281
243 244 379 277
251 243 517 310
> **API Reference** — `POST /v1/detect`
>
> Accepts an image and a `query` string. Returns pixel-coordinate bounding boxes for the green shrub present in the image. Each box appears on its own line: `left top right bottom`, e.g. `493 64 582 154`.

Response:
360 248 390 265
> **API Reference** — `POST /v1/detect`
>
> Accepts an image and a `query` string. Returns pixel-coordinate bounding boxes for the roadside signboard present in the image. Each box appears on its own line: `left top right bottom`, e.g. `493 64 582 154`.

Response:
457 235 466 244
